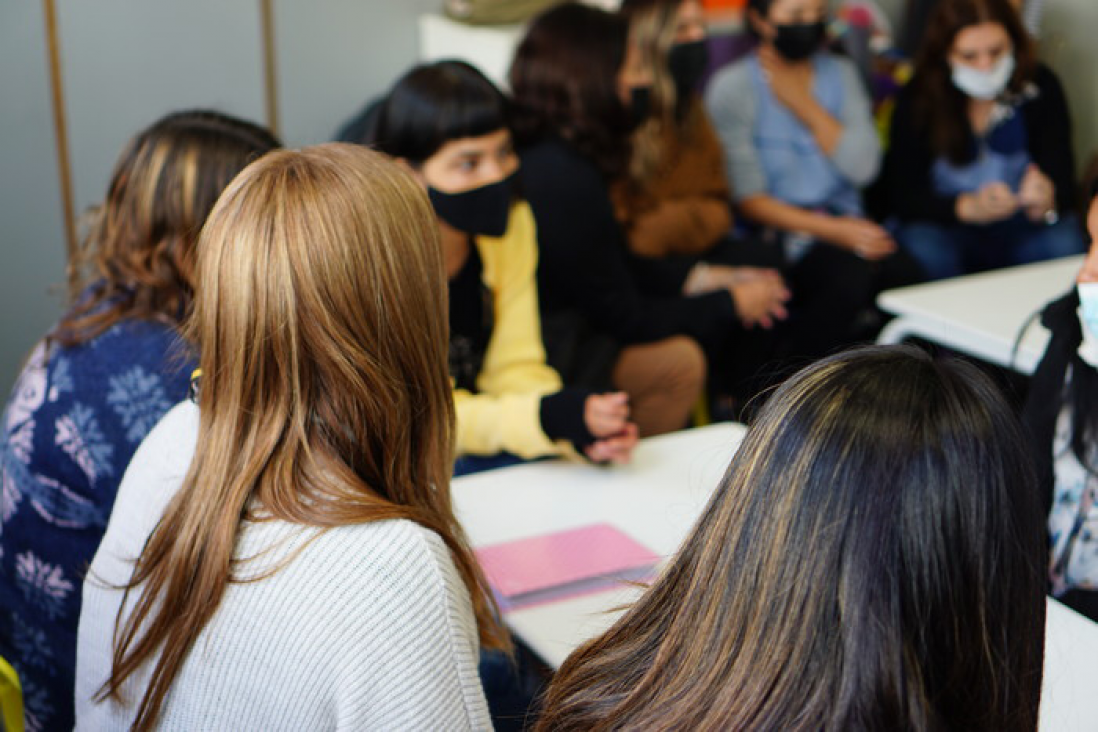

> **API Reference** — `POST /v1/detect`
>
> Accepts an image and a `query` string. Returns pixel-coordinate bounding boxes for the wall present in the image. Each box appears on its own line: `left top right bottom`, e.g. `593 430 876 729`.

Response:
0 0 438 392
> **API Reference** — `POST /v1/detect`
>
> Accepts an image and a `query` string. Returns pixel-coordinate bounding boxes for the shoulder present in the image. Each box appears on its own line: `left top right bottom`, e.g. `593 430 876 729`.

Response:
520 138 608 205
112 400 198 519
1026 63 1068 110
707 57 754 99
307 519 465 605
822 52 858 78
129 399 199 472
521 137 600 183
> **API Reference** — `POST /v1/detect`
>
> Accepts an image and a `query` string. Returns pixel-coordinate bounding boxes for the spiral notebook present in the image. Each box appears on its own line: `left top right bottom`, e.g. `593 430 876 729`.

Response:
475 523 660 612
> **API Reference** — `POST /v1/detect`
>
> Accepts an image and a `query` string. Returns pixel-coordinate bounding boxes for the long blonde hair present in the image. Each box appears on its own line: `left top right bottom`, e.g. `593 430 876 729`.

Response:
99 143 508 729
537 346 1046 731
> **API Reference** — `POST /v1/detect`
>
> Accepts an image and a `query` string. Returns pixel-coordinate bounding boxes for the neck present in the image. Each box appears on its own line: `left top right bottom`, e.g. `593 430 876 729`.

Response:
439 218 471 280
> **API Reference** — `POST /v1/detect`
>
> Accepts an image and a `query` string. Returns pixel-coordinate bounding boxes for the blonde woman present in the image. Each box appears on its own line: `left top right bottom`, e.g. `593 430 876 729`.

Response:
0 110 277 731
74 145 506 730
538 346 1046 730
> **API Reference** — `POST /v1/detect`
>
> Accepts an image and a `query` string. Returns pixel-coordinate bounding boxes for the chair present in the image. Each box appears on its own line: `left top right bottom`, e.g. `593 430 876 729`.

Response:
0 656 24 732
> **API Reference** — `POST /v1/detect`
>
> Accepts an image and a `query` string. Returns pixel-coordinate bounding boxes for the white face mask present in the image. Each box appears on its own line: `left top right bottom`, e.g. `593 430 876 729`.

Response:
1076 282 1098 367
951 53 1015 100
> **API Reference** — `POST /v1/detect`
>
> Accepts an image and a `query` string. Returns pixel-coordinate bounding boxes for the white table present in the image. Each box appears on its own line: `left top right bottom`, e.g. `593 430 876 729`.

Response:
877 256 1082 374
1042 598 1098 731
452 422 744 667
452 422 1098 730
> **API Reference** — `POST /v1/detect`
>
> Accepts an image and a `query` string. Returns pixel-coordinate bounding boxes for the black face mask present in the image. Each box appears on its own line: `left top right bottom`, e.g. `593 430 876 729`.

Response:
629 85 652 129
428 172 516 238
668 40 709 97
773 21 827 62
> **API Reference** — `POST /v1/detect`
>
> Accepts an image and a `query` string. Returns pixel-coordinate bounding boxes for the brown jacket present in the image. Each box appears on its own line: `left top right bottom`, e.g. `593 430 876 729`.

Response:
611 100 732 259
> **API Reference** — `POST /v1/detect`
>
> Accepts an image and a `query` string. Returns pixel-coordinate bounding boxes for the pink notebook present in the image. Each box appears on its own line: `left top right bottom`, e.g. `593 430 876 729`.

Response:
476 523 660 612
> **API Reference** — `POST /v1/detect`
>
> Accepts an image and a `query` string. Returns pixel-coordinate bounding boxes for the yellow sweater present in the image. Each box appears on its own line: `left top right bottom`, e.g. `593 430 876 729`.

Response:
454 202 573 459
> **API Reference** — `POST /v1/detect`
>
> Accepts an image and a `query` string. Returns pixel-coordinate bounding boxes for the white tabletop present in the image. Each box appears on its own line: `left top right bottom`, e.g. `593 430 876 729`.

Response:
452 422 744 667
877 256 1081 374
453 422 1098 728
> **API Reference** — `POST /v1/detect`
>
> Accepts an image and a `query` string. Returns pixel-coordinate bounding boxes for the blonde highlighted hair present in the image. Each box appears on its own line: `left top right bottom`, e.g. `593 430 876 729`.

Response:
99 143 508 730
621 0 704 184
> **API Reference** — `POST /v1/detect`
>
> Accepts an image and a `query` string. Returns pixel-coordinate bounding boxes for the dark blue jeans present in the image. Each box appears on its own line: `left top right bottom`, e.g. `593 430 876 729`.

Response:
897 213 1085 281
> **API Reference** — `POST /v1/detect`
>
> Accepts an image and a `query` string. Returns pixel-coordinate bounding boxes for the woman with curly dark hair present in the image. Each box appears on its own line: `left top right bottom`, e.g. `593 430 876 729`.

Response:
0 110 278 731
883 0 1084 279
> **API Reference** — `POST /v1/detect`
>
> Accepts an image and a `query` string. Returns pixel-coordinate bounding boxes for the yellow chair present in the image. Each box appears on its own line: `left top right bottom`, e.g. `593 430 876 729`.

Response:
0 656 24 732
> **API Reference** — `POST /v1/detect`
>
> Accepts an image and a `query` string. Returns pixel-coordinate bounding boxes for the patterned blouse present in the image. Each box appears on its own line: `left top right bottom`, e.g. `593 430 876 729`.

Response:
0 317 193 732
1050 390 1098 596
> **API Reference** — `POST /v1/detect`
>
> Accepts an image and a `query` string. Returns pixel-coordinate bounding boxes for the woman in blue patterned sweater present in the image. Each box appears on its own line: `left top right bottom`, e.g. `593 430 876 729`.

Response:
0 110 278 731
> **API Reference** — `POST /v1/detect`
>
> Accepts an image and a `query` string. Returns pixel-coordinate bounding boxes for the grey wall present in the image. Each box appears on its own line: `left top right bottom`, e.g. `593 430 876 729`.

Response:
1 2 68 391
0 0 438 393
4 0 1098 393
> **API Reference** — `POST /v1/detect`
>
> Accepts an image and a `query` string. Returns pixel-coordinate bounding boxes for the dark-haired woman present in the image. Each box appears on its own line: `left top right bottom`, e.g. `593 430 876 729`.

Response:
511 2 792 412
0 111 278 731
705 0 923 355
538 345 1047 730
1024 188 1098 622
370 61 639 464
883 0 1084 280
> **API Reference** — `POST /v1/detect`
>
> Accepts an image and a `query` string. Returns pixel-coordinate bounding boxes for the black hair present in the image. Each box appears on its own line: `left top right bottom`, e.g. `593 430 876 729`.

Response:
369 60 509 164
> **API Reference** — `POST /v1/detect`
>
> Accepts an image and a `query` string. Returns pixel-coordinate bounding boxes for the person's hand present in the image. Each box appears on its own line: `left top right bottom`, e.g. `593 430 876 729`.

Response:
1018 164 1056 223
956 182 1018 224
758 46 815 115
825 217 897 260
583 392 637 464
584 392 630 438
584 422 639 465
724 267 790 329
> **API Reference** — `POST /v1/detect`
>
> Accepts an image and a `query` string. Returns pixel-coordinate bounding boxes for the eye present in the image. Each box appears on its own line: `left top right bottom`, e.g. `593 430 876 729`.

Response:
456 157 478 173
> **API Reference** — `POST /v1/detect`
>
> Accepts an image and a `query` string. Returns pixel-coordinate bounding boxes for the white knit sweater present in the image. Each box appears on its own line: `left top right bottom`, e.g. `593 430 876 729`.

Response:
74 401 491 730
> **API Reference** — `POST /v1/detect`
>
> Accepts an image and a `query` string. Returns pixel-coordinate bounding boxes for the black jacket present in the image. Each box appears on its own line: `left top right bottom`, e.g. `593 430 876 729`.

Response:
883 64 1078 225
519 136 737 351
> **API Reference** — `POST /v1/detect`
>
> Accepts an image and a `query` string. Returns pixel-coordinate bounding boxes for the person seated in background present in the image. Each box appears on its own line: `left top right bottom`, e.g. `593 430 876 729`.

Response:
511 2 792 418
706 0 923 356
882 0 1084 280
612 0 732 262
368 61 637 470
0 110 278 732
1024 184 1098 623
536 345 1047 731
75 145 505 729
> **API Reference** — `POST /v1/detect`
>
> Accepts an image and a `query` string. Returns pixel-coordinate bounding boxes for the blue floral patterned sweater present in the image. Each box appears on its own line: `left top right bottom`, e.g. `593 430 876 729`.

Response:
0 317 193 732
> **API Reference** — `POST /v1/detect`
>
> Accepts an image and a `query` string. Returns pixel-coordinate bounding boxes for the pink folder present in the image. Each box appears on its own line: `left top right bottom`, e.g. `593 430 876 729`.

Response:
475 523 660 612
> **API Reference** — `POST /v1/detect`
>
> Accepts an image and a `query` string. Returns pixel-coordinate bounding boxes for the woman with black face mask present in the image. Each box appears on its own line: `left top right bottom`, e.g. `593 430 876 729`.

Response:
706 0 924 355
612 0 732 261
370 61 639 471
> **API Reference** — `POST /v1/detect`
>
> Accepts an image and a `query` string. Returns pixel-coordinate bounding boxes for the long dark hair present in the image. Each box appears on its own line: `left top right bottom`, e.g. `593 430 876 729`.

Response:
537 345 1046 731
910 0 1036 163
371 60 509 164
509 2 631 177
55 110 279 347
